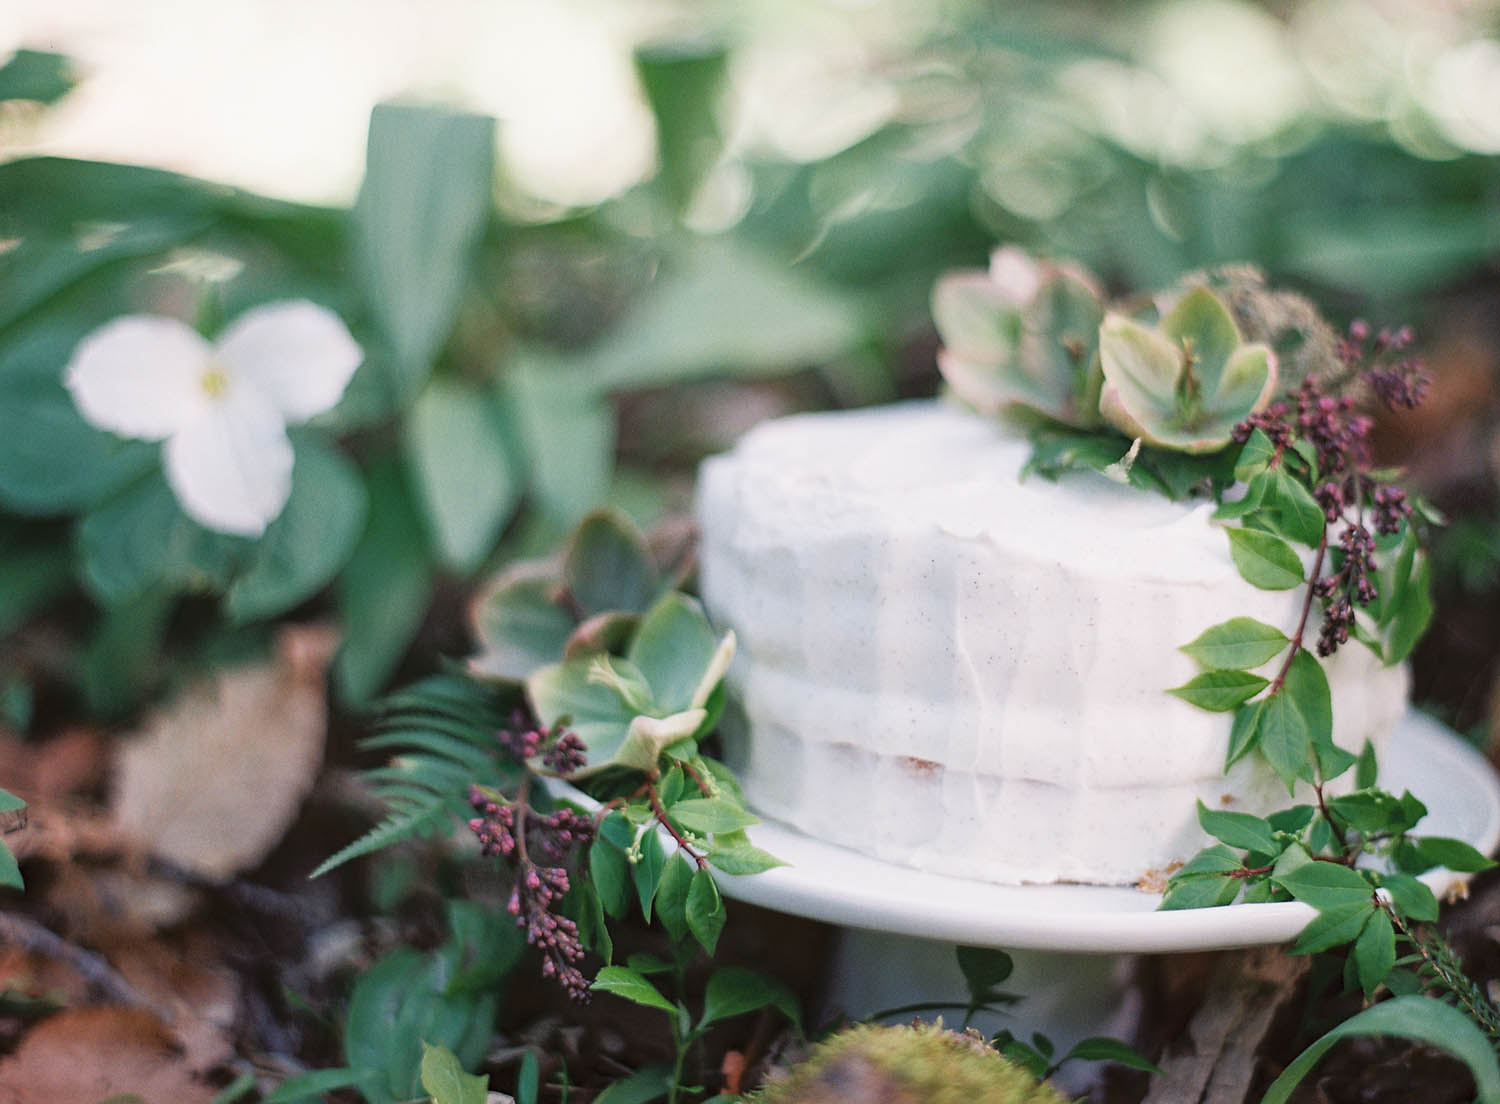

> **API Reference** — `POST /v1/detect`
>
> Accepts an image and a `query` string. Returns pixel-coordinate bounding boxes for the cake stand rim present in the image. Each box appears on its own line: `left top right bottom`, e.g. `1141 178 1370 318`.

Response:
549 710 1499 954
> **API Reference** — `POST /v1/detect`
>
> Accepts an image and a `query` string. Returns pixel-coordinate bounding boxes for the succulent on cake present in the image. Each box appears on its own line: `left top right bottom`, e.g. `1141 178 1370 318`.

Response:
1098 287 1279 453
932 246 1107 427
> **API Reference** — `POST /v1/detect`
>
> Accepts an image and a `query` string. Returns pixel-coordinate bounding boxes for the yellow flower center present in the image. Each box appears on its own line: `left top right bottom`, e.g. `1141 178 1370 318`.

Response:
199 364 231 399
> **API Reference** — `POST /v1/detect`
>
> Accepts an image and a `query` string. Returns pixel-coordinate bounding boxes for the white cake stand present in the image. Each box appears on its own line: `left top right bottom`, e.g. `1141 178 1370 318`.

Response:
711 711 1500 1073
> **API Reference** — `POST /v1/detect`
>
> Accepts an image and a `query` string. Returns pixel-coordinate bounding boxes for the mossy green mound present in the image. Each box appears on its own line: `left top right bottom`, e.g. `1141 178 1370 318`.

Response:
748 1022 1072 1104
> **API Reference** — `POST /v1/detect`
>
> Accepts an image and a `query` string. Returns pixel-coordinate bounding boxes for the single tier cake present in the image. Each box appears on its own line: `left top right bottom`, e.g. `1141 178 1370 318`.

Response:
694 400 1409 885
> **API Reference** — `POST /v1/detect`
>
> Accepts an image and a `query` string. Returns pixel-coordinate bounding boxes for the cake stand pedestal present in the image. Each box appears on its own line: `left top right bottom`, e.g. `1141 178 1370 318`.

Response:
713 712 1500 1086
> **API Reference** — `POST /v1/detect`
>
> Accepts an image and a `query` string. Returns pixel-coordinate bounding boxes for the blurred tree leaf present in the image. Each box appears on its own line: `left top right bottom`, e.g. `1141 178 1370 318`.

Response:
0 321 157 514
588 237 865 389
354 103 495 403
0 50 75 105
502 346 615 527
80 585 174 717
334 458 433 704
635 37 727 217
405 379 520 573
227 439 368 622
1279 204 1498 301
0 520 71 637
78 473 241 606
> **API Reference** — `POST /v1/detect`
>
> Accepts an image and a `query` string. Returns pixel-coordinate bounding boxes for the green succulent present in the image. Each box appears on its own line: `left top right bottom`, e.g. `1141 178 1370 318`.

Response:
467 508 668 684
748 1022 1070 1104
933 246 1106 428
526 591 734 779
1098 287 1278 454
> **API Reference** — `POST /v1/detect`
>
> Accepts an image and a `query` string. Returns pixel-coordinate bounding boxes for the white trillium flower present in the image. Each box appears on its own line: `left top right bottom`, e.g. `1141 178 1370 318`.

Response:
65 300 362 537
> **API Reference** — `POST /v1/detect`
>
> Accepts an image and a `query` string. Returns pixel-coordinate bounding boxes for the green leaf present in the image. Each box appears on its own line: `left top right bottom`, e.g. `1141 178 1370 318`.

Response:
1284 649 1333 747
354 102 494 401
1384 544 1433 665
1353 909 1396 998
632 828 666 922
1290 900 1375 955
591 1064 673 1104
1062 1037 1162 1075
1168 670 1269 712
654 851 694 944
590 837 633 920
419 1042 488 1104
262 1067 367 1104
1226 528 1304 590
706 837 784 876
0 49 75 104
564 510 659 617
1356 741 1379 789
591 966 678 1015
1379 873 1439 924
1258 690 1314 791
501 347 615 526
669 798 759 836
686 866 725 954
227 440 366 621
1196 802 1278 855
517 1051 540 1104
1274 852 1373 910
333 460 433 704
635 38 727 215
1233 428 1276 481
405 380 519 573
0 841 22 890
78 474 240 605
956 946 1014 993
1179 617 1289 671
587 237 864 390
1160 874 1241 910
1413 836 1497 874
698 966 800 1032
1174 844 1246 878
1224 699 1264 769
80 584 174 717
443 898 525 994
1264 469 1326 547
1260 997 1500 1104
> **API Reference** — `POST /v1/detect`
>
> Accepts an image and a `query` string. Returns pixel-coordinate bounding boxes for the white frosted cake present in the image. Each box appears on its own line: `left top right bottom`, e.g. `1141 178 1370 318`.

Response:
694 400 1409 886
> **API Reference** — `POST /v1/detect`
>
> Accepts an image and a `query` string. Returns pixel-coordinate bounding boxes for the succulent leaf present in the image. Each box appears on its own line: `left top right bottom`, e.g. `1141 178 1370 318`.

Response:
467 562 575 683
468 508 664 684
1098 288 1277 453
526 592 734 779
933 249 1105 427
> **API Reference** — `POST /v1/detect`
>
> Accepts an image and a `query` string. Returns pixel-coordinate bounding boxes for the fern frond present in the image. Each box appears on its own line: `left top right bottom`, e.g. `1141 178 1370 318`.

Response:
314 673 520 877
311 802 454 878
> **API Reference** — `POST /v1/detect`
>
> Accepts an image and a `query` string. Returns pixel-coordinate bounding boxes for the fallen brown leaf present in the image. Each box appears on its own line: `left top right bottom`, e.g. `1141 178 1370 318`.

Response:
111 624 337 883
0 1005 216 1104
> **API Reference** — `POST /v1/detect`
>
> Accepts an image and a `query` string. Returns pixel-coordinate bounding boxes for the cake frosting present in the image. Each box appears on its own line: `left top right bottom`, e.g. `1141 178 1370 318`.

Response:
694 400 1409 886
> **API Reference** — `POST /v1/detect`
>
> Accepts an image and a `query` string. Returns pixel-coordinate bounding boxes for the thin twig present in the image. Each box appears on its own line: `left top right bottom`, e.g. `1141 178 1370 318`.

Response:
0 910 175 1021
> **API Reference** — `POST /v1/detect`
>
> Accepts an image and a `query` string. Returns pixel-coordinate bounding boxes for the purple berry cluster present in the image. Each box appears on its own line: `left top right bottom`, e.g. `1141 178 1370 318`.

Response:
468 779 597 1001
498 719 589 775
1233 321 1427 658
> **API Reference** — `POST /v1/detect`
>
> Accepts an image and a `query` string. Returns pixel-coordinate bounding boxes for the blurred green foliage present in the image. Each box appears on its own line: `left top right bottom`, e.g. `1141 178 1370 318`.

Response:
0 5 1495 720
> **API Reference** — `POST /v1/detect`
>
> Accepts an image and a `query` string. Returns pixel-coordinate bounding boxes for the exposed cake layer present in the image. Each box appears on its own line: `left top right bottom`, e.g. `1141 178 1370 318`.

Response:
695 400 1409 885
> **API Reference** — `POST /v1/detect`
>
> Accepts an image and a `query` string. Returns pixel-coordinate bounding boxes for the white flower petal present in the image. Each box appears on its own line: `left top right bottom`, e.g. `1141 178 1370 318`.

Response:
215 300 362 423
65 316 213 440
162 387 294 537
